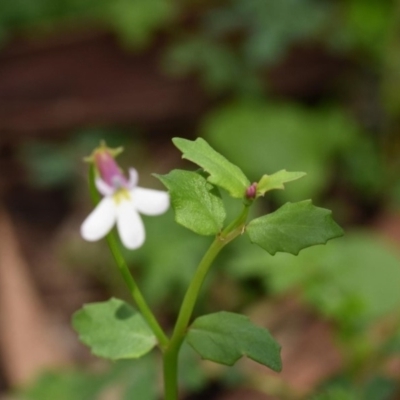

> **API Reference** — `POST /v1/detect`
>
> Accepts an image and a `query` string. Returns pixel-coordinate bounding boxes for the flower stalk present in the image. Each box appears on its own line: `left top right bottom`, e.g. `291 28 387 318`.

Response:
88 165 169 350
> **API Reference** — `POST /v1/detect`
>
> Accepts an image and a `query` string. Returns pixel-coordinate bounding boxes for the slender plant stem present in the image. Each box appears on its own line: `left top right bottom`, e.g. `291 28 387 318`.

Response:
106 232 169 349
163 238 224 400
88 166 169 350
163 206 250 400
163 344 180 400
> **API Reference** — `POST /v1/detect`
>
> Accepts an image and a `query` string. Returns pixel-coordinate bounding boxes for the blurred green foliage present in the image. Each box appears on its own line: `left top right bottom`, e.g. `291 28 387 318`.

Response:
0 0 394 74
227 233 400 332
340 0 393 57
20 356 158 400
166 0 331 93
21 129 141 188
0 0 175 47
313 376 397 400
165 0 394 94
19 345 208 400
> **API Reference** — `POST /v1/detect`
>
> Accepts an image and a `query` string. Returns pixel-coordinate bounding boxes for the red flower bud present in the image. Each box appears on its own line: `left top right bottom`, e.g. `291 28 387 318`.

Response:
245 182 257 199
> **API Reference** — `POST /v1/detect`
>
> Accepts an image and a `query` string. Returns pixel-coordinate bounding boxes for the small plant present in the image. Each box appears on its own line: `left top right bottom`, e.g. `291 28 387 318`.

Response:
73 137 343 399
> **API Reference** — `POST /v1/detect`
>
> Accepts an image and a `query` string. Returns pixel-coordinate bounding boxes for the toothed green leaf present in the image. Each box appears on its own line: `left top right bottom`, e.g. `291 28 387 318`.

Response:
156 169 226 235
257 170 306 196
187 312 282 371
72 298 156 360
247 200 343 255
172 137 250 198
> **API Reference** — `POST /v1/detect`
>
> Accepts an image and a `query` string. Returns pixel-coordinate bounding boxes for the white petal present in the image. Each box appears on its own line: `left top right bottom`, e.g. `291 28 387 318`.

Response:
95 177 114 196
131 187 170 216
116 200 145 249
127 168 139 189
81 197 116 241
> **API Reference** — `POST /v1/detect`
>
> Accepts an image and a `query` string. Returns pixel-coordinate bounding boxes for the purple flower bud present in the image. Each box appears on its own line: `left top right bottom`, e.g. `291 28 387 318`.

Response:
246 182 257 199
94 148 128 189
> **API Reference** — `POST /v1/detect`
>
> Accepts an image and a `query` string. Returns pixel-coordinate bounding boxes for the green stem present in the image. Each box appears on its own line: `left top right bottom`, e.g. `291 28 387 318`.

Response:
106 232 169 349
87 166 169 350
163 205 250 400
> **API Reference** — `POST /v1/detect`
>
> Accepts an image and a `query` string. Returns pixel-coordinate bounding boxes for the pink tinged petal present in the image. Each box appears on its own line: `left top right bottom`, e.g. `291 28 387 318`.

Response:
131 187 170 216
116 200 145 249
81 197 117 241
95 177 115 196
127 168 139 190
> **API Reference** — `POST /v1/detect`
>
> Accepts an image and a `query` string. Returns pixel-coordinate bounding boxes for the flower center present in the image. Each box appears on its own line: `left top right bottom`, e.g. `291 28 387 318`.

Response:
112 188 131 204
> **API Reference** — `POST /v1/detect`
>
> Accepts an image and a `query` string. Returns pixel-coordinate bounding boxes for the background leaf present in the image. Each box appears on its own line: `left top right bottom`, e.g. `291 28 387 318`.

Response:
156 169 226 235
186 311 282 371
172 137 250 198
106 0 176 48
226 233 400 330
246 200 343 255
20 356 158 400
19 370 105 400
72 298 156 360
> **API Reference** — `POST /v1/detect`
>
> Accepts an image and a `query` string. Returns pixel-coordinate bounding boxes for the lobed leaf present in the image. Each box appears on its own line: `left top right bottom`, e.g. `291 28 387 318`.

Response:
257 170 306 196
172 137 250 198
156 169 226 235
72 298 156 360
186 311 282 371
246 200 343 255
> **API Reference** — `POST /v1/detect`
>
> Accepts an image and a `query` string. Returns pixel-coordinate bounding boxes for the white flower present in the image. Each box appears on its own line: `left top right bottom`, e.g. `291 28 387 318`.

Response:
81 145 169 249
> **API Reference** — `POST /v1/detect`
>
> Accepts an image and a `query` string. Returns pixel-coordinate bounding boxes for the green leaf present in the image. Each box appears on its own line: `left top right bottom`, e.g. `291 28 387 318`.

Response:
172 137 250 198
257 169 306 196
186 311 282 371
246 200 343 255
156 169 226 235
72 298 157 360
